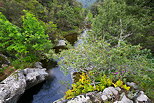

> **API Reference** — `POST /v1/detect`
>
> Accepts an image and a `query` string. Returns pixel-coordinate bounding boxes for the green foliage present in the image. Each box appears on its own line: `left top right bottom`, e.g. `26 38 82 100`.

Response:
0 12 23 55
56 35 152 75
129 69 154 98
92 0 154 53
65 73 112 99
113 79 130 90
21 10 52 61
0 11 52 62
89 0 154 98
65 72 130 99
11 59 34 69
57 5 84 30
55 35 154 99
0 0 85 34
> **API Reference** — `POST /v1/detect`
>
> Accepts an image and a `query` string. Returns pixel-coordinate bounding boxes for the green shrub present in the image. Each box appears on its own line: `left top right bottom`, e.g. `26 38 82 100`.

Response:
0 11 53 62
92 0 154 53
55 35 154 98
65 72 130 99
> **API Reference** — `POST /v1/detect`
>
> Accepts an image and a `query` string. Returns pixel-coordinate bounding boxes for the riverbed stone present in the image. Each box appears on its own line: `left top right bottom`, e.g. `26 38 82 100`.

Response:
57 40 66 46
0 65 49 103
101 94 108 101
53 88 151 103
121 94 133 103
115 87 121 92
24 68 48 89
67 95 92 103
108 87 118 95
34 62 43 68
0 70 26 103
53 98 68 103
86 91 102 103
103 88 114 99
136 91 149 102
114 101 124 103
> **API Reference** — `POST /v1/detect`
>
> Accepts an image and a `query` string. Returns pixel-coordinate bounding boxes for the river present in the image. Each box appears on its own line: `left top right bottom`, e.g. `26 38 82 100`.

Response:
17 0 96 103
77 0 97 8
17 29 89 103
31 29 89 103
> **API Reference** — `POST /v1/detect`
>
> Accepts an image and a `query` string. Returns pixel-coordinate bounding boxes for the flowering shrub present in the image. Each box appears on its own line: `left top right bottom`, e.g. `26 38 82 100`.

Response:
65 72 130 99
55 36 154 98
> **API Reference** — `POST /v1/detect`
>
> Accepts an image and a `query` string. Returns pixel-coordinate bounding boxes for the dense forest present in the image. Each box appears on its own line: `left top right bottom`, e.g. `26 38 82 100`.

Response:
0 0 154 102
0 0 85 66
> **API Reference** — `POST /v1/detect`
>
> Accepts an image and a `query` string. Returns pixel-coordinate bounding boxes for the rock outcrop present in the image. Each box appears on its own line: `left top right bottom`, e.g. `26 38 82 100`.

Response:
0 62 48 103
57 40 66 46
53 86 152 103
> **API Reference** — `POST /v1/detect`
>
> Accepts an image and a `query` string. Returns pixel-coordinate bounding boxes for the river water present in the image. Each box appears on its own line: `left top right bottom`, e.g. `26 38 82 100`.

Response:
32 66 72 103
77 0 97 8
31 29 89 103
18 0 96 103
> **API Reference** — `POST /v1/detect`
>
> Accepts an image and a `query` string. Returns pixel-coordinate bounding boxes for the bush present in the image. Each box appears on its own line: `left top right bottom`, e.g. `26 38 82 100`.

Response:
0 11 53 62
92 0 154 53
55 34 154 98
65 72 130 99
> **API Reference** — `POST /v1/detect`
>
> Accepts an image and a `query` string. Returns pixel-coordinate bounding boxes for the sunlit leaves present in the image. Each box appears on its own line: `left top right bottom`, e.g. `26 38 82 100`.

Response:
0 11 53 62
113 79 130 91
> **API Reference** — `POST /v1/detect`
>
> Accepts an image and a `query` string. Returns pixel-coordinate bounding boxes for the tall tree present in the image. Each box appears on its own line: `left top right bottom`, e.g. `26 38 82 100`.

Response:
92 0 154 53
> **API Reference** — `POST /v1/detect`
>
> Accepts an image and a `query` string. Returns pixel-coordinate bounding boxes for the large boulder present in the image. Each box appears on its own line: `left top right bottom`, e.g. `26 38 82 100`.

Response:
0 63 48 103
23 68 48 89
0 70 26 103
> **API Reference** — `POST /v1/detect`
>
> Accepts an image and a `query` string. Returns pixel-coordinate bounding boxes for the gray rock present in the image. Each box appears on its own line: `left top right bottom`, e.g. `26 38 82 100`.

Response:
53 98 68 103
0 67 48 103
108 87 118 95
53 88 151 103
115 87 121 92
126 82 138 89
24 68 48 89
85 91 102 103
136 91 149 102
120 92 125 100
127 91 135 100
121 95 133 103
86 91 97 96
103 88 113 99
114 101 124 103
67 95 92 103
34 62 43 68
57 40 66 46
0 70 26 103
101 95 108 101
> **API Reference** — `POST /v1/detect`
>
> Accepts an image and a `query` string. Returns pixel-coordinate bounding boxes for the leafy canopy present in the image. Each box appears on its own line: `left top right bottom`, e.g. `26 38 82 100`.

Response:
0 11 52 62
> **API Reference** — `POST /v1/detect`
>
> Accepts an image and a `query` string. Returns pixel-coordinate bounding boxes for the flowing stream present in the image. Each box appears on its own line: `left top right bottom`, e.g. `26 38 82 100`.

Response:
17 29 89 103
31 29 89 103
18 0 97 103
77 0 97 8
32 66 72 103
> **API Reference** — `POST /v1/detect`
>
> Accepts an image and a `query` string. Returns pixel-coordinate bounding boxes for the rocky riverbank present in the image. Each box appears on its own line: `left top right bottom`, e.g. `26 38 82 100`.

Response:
54 85 151 103
0 62 48 103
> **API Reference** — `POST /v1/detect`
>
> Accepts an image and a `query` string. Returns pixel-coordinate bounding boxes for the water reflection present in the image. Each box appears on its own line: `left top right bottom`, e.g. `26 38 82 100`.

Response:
32 66 72 103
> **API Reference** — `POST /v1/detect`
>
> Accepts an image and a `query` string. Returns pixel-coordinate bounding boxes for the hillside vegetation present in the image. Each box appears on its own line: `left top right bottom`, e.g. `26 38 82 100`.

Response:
0 0 153 101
